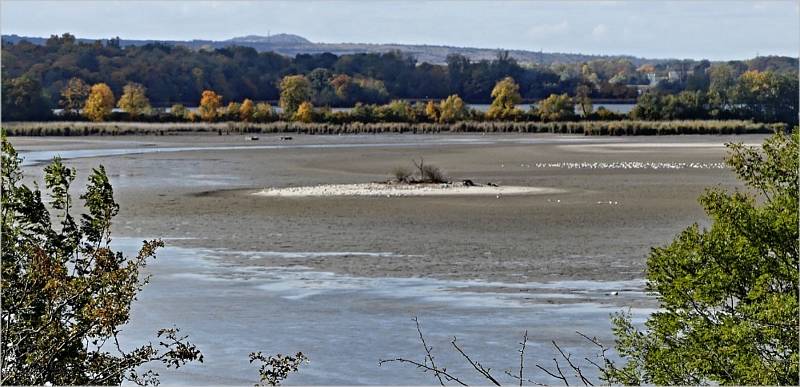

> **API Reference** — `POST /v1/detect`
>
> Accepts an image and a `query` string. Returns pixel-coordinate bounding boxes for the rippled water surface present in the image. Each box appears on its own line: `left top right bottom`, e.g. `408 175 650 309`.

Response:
115 238 652 385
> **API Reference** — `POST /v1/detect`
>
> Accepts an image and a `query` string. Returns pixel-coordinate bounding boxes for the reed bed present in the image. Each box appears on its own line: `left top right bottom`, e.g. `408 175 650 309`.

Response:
1 120 785 137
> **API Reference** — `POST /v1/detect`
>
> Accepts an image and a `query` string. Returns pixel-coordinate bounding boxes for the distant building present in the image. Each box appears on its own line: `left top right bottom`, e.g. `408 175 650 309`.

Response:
630 84 651 96
645 72 666 86
667 71 681 81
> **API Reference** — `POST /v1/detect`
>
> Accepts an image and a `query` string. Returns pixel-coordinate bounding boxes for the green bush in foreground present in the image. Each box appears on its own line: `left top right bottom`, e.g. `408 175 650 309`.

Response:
0 137 306 385
0 137 202 385
604 130 799 385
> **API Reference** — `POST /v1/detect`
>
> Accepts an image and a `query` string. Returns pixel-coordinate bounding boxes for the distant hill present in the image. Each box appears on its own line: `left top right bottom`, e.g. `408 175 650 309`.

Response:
227 34 311 44
1 33 666 66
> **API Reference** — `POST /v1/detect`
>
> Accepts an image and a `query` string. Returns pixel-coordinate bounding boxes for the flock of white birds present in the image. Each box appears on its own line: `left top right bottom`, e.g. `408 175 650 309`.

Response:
528 161 726 170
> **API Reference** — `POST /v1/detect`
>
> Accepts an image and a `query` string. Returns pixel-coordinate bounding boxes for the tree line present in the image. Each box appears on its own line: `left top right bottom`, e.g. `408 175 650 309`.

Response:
3 69 796 125
2 32 797 123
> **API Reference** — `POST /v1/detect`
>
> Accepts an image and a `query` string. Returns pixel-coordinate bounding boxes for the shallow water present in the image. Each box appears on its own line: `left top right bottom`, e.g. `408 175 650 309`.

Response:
115 238 652 385
468 103 635 114
19 135 612 166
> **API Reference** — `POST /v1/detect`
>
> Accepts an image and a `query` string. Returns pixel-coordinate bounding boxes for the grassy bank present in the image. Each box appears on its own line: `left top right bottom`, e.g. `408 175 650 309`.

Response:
1 120 786 136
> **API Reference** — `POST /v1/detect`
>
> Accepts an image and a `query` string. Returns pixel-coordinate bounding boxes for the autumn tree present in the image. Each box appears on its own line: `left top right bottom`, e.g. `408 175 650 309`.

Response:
117 82 152 118
486 77 522 120
59 77 90 115
240 99 255 122
253 102 274 123
438 94 467 123
424 100 439 122
293 101 314 123
83 83 115 122
279 75 312 116
603 130 799 385
199 90 222 122
225 101 242 121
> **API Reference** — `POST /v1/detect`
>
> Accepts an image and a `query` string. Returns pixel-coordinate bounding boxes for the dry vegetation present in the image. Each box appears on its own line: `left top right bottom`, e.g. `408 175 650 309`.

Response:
1 120 785 137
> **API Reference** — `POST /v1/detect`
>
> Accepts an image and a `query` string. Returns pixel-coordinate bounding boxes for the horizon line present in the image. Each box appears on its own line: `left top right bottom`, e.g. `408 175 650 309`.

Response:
2 31 795 62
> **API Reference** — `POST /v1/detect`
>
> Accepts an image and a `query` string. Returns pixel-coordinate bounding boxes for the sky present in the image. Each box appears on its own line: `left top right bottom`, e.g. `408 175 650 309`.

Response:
1 0 798 60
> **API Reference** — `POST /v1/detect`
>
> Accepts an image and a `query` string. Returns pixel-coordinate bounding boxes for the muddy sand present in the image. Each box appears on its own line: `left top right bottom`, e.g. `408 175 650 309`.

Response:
12 133 760 287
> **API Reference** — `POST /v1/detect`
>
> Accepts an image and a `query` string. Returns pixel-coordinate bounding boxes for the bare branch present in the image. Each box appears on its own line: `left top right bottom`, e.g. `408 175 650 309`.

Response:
414 317 446 386
504 369 546 386
519 330 528 387
379 358 468 386
536 361 569 386
450 337 501 385
378 317 470 386
551 340 593 386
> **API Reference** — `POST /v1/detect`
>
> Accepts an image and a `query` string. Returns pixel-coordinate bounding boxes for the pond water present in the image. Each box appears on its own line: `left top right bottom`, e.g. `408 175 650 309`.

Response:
115 238 652 385
468 103 635 115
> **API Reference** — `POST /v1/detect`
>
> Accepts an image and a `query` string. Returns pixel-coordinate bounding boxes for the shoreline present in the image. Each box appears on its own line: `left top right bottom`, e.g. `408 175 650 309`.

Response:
2 119 784 137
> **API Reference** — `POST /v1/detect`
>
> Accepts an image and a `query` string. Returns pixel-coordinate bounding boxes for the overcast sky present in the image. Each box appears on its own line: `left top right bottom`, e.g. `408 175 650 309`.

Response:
2 0 798 60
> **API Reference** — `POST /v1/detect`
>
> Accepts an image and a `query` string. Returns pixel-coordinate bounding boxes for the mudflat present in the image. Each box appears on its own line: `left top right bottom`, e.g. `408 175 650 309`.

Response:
12 133 761 285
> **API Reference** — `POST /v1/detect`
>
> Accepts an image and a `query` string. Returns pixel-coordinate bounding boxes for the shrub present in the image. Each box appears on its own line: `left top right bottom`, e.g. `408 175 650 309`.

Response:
392 166 414 183
411 158 447 183
420 164 447 183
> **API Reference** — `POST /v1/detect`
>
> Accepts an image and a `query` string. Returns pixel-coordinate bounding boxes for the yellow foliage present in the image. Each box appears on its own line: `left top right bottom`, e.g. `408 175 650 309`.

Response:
83 83 115 122
425 100 439 122
253 102 273 122
117 82 151 117
487 77 522 120
199 90 222 122
239 99 255 122
293 101 314 123
438 94 467 123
